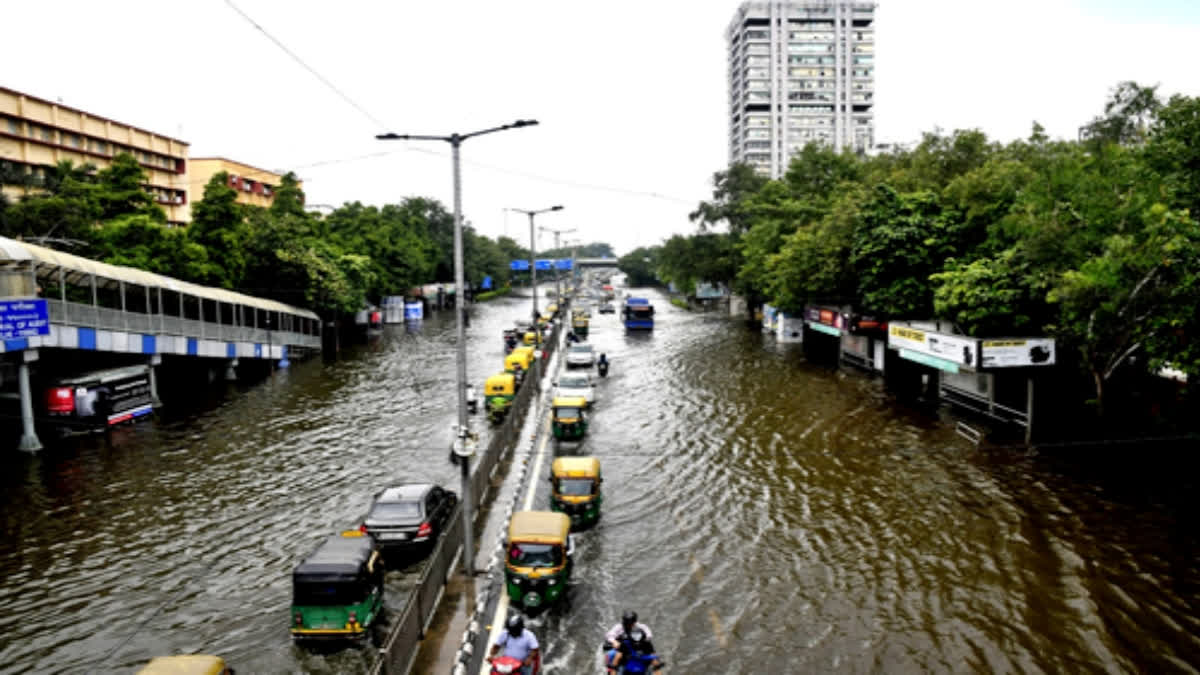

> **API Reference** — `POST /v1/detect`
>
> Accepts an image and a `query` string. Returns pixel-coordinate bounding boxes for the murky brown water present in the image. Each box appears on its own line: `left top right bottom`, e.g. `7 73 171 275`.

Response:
2 288 1199 674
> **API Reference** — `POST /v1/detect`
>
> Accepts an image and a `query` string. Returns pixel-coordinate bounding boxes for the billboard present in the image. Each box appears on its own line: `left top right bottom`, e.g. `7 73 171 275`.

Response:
889 324 980 371
980 338 1056 367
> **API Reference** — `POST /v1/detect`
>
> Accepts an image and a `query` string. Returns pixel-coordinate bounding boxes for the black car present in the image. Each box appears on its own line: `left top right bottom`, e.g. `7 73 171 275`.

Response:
362 483 458 555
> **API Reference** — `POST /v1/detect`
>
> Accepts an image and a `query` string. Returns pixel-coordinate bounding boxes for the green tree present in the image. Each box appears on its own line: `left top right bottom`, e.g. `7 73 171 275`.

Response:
689 163 769 235
95 153 163 222
188 171 247 288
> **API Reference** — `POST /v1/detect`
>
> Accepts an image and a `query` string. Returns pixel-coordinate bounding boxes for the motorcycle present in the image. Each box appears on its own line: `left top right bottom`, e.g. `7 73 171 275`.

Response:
490 655 540 675
597 358 609 378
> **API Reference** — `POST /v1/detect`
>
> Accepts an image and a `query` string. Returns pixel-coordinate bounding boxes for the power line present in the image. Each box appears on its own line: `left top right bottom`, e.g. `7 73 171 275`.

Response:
222 0 389 131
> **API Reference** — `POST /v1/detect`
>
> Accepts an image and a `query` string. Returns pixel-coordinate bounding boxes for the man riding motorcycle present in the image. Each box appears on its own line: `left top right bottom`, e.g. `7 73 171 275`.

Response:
488 615 539 675
606 628 663 674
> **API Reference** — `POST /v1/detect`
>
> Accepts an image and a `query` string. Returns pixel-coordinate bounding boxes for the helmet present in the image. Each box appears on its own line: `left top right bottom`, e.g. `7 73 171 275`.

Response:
506 615 524 636
621 610 638 630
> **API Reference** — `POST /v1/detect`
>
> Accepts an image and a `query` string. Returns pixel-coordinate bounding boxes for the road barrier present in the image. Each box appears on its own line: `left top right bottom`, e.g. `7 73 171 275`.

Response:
368 319 563 675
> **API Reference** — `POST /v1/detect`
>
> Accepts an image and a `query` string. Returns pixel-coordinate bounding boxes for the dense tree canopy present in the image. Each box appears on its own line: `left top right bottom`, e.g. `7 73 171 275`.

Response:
642 81 1200 413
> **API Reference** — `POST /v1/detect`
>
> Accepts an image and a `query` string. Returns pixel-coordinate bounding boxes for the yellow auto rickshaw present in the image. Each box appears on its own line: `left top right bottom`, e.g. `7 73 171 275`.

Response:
550 457 602 529
505 511 574 611
506 345 535 374
138 655 234 675
551 396 588 442
485 373 516 424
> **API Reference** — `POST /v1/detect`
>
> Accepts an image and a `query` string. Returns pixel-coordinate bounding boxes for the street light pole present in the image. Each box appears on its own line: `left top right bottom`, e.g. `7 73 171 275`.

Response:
377 120 537 580
540 225 576 307
506 205 564 338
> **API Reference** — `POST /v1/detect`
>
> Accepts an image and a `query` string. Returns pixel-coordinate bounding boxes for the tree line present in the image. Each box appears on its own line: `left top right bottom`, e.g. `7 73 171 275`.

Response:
620 82 1200 413
0 156 533 316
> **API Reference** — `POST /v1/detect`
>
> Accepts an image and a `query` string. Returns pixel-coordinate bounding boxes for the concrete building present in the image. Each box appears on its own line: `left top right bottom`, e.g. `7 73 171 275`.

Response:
0 86 190 225
727 1 876 177
188 157 297 211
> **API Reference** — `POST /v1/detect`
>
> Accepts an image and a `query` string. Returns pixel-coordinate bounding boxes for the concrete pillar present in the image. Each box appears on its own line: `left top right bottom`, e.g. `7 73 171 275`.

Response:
148 354 162 408
17 350 42 452
225 359 238 382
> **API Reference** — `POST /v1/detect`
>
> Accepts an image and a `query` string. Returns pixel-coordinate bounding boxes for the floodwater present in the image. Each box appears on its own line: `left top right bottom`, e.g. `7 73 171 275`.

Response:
2 287 1199 674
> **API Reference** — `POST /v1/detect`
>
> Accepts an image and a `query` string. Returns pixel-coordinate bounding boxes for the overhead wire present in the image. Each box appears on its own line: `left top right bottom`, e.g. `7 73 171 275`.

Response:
221 0 389 131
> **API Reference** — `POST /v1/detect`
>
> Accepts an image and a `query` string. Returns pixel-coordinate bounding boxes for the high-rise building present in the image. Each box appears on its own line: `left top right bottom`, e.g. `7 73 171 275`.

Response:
0 86 191 225
727 1 876 177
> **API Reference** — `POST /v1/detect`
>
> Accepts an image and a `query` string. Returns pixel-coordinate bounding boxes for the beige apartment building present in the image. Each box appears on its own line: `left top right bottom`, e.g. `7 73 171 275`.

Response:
188 157 298 210
0 86 190 225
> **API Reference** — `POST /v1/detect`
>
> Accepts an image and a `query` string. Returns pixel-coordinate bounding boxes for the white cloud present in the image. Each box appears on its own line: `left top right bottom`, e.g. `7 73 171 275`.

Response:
2 1 1198 256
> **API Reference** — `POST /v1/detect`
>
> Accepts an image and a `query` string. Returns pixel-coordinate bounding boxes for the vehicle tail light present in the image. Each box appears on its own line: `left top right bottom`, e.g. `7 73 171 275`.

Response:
359 523 368 534
417 522 432 538
46 387 75 414
348 610 358 625
294 612 303 626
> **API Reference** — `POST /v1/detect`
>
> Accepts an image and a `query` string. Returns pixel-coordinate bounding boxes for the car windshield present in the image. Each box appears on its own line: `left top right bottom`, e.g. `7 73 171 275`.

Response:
369 502 421 520
294 580 370 606
559 375 588 387
508 542 562 568
569 345 592 353
555 407 581 419
557 478 594 496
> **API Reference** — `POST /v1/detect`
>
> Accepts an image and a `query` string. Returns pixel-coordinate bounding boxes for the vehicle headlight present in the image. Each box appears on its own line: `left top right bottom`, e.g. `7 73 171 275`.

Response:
524 591 543 607
547 578 558 586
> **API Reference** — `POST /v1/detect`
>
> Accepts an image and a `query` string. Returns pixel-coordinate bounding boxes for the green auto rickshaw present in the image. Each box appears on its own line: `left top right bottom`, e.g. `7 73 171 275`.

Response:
290 530 384 644
505 511 575 612
485 372 516 425
571 311 589 339
551 396 588 442
550 456 602 529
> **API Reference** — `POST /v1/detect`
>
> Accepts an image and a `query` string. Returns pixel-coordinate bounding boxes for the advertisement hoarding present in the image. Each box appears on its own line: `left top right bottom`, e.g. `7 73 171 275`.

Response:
889 324 980 370
980 338 1056 367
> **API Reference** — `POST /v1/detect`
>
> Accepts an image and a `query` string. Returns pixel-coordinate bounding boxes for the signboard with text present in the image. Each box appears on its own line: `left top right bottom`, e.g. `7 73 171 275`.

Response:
0 298 49 339
981 338 1056 367
889 324 980 370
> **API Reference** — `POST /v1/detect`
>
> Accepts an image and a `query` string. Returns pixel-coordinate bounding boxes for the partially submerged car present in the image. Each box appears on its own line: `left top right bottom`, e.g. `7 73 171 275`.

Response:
362 483 458 555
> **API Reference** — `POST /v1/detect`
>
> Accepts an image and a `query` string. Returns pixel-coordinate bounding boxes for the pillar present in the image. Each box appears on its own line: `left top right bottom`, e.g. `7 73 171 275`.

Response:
148 354 162 408
225 358 238 382
17 350 42 452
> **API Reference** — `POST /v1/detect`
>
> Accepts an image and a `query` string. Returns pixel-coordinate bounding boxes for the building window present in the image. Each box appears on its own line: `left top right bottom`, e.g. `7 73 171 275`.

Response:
4 117 19 135
66 133 81 148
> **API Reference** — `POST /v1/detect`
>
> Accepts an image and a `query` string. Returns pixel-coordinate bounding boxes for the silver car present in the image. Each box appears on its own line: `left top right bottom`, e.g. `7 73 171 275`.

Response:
554 371 596 406
565 343 596 368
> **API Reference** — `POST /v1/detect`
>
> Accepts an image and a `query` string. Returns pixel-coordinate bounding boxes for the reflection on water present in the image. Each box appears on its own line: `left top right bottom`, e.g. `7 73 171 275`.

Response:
1 288 1199 673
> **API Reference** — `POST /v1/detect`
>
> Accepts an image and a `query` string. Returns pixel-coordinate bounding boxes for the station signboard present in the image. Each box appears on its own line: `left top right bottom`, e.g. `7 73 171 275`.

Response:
0 298 49 339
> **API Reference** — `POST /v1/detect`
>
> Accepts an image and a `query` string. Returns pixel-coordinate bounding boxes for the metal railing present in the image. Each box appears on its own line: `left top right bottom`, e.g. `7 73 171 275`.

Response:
45 298 322 350
369 320 561 675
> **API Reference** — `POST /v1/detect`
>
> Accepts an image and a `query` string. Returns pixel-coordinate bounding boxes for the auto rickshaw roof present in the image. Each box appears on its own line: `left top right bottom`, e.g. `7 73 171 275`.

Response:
508 510 571 543
552 396 587 408
551 456 601 478
137 655 228 675
294 533 375 579
486 373 515 388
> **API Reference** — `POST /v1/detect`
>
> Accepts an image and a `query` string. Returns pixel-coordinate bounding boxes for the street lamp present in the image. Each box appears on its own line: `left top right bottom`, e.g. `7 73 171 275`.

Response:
377 119 538 579
506 205 563 331
540 225 576 306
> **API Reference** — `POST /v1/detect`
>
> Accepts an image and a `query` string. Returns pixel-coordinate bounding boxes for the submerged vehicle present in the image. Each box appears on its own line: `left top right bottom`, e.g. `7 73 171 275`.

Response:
506 346 536 384
505 511 575 611
42 365 154 436
550 456 602 528
361 483 458 556
623 297 654 331
551 396 588 442
137 655 234 675
486 372 517 424
290 531 385 643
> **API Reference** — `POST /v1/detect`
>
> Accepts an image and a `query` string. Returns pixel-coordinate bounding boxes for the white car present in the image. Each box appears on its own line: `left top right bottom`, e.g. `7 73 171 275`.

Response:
554 371 596 406
565 343 596 368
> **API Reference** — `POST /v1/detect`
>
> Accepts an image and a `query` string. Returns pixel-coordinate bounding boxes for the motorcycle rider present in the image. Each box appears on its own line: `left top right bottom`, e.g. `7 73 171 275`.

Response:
604 610 653 670
488 615 539 675
608 628 662 674
597 353 609 377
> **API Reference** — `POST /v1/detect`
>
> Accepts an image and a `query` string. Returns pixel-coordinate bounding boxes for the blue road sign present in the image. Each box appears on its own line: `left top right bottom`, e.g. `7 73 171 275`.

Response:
510 260 530 271
556 259 573 270
535 259 553 270
482 275 493 290
0 298 49 339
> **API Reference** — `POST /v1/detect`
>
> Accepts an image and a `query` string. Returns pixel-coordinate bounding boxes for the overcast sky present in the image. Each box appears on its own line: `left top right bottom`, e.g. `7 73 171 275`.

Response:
4 0 1199 256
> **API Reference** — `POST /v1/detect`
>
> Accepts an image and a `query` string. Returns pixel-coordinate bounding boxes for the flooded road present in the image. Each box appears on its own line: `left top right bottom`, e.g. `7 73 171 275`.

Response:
2 287 1199 673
